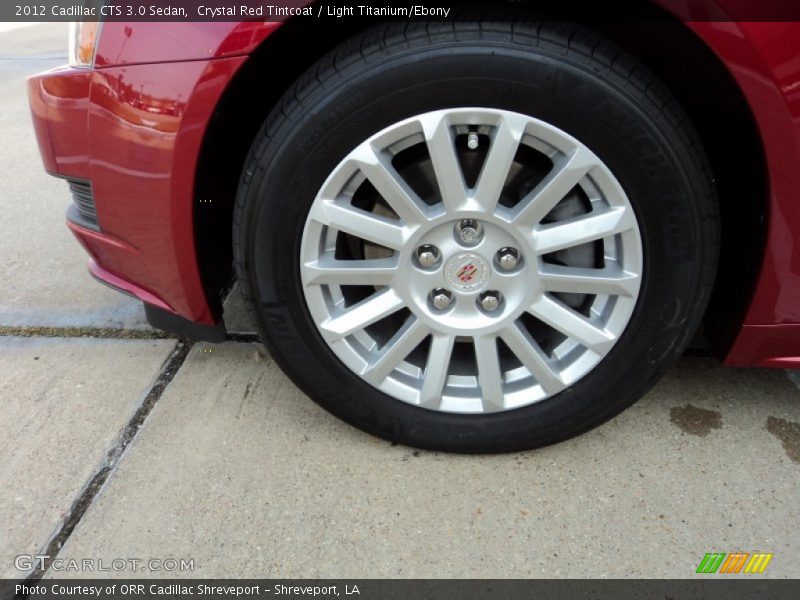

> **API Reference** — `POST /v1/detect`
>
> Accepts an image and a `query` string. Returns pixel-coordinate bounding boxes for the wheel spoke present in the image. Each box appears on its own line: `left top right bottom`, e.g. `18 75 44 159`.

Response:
303 257 399 286
499 322 564 395
311 200 409 250
528 294 615 354
538 264 640 297
472 114 527 213
421 114 467 212
418 333 455 409
351 145 430 224
320 288 405 342
532 207 636 255
363 318 429 384
511 147 596 227
474 335 505 412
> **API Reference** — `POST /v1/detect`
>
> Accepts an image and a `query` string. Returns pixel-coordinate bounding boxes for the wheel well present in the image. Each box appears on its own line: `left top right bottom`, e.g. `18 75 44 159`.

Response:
593 22 767 354
194 16 370 319
195 10 767 355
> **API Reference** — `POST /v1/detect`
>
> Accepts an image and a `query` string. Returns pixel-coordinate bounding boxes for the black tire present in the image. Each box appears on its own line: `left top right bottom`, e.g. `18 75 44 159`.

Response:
233 21 719 453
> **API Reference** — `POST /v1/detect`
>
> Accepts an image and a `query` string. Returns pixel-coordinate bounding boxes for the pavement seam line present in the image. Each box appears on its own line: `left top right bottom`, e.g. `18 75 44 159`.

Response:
0 325 175 340
0 325 261 343
23 340 195 583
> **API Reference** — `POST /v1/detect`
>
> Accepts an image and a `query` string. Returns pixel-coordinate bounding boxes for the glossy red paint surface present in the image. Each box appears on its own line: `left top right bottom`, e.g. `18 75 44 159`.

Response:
30 53 247 323
94 21 279 66
28 20 279 322
680 21 800 366
28 67 92 177
88 57 249 323
26 9 800 366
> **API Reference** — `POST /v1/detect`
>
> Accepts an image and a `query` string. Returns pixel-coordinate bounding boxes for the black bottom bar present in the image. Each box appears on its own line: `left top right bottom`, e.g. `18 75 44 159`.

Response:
5 579 800 600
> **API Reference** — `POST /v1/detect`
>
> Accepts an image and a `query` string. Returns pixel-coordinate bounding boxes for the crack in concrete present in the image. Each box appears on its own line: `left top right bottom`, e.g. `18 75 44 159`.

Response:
21 340 194 584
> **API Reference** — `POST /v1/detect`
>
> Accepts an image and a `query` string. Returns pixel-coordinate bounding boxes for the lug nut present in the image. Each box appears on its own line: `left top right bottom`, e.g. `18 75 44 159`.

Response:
479 291 501 312
467 131 480 150
497 247 521 271
431 289 453 310
456 219 482 245
416 244 440 269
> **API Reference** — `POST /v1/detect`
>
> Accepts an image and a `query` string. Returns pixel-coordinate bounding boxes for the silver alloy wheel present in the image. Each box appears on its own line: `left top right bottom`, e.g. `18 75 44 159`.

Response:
300 108 642 414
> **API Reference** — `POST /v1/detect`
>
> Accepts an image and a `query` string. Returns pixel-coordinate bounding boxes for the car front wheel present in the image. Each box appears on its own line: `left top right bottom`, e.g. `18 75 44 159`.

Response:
234 21 718 452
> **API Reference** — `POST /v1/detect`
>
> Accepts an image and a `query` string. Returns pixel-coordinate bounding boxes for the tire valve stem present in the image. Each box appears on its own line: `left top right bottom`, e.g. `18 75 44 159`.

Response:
467 131 479 150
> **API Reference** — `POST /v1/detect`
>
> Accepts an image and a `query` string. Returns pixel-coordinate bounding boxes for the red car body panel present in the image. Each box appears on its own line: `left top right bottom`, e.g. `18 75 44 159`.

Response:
31 52 249 324
684 21 800 366
27 7 800 367
94 21 279 66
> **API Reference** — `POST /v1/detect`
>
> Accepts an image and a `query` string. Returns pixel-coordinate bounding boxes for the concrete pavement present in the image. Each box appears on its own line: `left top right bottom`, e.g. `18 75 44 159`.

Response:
53 346 800 578
0 337 177 578
0 24 798 581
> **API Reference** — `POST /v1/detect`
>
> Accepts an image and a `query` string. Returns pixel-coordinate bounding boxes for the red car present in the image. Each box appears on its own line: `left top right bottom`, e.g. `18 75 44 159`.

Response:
28 4 800 452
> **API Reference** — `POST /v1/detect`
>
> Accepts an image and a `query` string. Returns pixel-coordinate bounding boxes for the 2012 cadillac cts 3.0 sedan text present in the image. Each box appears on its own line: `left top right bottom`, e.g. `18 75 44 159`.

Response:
28 5 800 452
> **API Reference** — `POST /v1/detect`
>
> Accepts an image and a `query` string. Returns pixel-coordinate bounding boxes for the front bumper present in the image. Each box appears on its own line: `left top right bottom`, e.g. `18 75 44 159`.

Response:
28 57 247 339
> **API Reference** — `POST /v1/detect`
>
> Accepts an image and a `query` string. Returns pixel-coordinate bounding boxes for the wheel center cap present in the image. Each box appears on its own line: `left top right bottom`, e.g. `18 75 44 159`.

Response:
444 253 490 292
